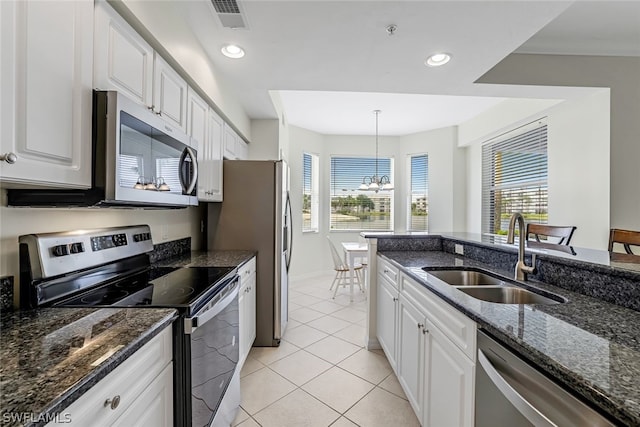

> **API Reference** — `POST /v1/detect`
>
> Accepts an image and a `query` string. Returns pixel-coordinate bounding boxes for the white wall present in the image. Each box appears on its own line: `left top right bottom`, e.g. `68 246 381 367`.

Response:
0 192 205 299
288 126 328 279
287 125 462 279
249 119 279 160
460 90 610 249
478 54 640 231
401 127 465 233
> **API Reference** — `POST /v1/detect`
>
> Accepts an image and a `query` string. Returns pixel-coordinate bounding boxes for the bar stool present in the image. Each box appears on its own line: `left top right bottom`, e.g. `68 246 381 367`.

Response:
608 228 640 255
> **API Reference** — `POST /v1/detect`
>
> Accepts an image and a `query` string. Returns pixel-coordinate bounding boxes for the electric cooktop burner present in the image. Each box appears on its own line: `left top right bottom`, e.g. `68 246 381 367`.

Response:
57 266 236 310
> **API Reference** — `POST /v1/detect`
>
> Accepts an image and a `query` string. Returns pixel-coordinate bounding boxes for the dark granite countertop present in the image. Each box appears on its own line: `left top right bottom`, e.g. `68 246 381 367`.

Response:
379 250 640 426
0 308 176 427
153 250 256 269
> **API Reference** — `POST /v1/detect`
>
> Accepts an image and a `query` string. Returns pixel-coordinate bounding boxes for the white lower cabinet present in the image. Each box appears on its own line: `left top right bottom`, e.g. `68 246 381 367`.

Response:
47 326 173 427
397 294 426 418
376 258 399 371
376 259 477 427
423 318 475 427
238 257 257 366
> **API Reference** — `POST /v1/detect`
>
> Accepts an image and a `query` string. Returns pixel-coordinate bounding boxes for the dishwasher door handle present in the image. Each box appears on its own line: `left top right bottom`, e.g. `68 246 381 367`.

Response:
478 349 557 427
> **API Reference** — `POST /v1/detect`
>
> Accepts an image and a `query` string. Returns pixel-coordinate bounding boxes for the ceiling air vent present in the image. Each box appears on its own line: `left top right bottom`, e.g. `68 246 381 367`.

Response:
210 0 247 29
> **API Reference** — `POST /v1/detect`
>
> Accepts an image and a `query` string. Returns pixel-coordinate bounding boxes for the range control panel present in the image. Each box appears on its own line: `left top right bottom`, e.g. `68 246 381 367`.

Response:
20 225 155 280
91 233 128 252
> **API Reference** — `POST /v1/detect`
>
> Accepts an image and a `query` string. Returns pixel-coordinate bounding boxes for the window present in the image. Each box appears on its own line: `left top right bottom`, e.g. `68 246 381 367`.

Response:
330 156 393 231
302 152 319 232
482 123 548 236
408 154 428 231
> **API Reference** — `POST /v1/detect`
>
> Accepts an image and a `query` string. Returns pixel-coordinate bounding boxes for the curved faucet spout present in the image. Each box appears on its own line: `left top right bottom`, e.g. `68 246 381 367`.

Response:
506 212 536 281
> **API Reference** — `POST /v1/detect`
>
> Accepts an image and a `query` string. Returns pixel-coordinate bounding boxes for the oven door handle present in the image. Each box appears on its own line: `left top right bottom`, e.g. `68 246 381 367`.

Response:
184 277 238 335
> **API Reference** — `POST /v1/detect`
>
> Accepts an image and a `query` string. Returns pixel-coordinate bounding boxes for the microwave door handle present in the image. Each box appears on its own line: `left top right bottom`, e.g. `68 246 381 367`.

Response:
179 146 198 195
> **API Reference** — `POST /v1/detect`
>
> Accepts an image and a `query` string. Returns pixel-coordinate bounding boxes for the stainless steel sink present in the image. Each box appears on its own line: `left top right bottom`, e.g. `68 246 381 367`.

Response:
457 286 565 305
424 268 507 286
422 267 566 305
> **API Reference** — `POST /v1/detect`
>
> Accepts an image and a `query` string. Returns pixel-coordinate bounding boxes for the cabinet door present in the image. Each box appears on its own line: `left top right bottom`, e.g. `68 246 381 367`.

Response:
1 0 92 188
398 295 425 419
246 271 257 349
376 275 398 371
93 1 153 107
111 363 173 427
187 88 208 148
424 319 475 427
198 108 223 202
223 125 237 159
236 139 249 160
153 54 187 132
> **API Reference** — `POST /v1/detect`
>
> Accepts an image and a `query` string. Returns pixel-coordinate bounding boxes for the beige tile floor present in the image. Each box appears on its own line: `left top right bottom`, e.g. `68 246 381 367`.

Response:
233 272 420 427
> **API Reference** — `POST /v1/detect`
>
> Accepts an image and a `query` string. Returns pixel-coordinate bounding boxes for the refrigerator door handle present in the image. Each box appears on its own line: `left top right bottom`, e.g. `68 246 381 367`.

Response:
285 191 293 271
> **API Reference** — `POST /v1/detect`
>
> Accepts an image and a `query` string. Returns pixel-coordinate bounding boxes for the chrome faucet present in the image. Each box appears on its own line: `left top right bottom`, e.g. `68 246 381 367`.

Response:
506 213 536 281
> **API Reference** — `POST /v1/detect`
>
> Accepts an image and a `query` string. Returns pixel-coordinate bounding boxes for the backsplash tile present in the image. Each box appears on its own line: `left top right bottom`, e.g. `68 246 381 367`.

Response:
149 237 191 263
1 276 14 312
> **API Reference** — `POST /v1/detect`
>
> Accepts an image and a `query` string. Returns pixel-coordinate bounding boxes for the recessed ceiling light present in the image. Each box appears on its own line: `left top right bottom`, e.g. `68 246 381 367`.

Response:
221 44 245 59
425 53 451 67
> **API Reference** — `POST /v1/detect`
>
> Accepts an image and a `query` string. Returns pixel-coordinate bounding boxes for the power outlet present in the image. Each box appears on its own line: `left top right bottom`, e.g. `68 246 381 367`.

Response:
454 244 464 255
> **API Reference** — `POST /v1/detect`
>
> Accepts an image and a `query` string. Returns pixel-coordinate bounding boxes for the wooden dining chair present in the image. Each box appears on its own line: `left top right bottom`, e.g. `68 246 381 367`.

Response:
608 229 640 255
526 224 576 246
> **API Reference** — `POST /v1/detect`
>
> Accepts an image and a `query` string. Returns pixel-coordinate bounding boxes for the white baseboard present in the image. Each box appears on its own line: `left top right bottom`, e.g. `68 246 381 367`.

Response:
366 337 381 350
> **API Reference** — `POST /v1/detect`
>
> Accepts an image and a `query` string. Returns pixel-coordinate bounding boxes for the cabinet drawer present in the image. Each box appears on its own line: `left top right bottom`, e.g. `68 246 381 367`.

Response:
401 274 476 361
239 257 256 282
378 256 399 286
48 326 173 426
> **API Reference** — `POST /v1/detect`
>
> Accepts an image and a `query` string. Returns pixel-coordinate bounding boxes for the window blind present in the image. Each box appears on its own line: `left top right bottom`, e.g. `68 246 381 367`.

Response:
408 154 428 231
330 156 393 231
302 153 319 232
482 124 548 236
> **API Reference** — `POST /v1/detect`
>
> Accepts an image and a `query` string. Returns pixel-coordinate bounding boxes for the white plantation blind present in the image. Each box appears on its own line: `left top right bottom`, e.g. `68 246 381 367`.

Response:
408 154 428 231
330 156 393 231
482 124 548 235
302 153 319 232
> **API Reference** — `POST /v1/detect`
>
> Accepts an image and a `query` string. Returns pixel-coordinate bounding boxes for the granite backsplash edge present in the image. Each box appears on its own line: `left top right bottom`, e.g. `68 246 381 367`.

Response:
375 236 640 312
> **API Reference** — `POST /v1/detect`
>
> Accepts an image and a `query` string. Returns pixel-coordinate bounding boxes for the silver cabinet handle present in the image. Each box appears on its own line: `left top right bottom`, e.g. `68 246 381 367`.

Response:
392 297 398 302
417 323 424 329
478 349 556 427
0 152 17 164
104 395 121 410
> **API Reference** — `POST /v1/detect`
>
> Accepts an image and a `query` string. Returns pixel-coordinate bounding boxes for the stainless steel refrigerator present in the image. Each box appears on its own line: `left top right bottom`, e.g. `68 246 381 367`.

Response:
207 160 292 346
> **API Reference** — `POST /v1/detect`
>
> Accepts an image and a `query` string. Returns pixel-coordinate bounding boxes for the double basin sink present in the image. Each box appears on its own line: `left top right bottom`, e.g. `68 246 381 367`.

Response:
422 267 566 305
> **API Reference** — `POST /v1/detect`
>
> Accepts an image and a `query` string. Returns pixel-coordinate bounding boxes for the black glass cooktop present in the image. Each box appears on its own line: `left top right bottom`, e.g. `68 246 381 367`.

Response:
56 266 236 311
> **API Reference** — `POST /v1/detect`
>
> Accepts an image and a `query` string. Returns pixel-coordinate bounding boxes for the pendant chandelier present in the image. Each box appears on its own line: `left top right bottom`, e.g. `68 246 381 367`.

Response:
359 110 393 192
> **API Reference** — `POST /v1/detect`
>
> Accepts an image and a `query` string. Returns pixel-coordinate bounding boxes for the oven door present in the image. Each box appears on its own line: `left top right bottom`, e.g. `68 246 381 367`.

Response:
103 91 199 207
183 277 239 427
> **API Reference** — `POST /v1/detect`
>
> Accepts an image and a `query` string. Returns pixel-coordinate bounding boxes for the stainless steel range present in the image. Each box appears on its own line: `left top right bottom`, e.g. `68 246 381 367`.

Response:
19 225 240 427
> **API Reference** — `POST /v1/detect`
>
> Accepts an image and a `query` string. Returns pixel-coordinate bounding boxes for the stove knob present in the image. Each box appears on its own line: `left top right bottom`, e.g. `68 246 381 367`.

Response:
52 245 69 257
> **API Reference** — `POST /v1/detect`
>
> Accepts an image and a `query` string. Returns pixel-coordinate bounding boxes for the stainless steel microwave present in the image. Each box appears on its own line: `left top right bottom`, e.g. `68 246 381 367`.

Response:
8 91 198 208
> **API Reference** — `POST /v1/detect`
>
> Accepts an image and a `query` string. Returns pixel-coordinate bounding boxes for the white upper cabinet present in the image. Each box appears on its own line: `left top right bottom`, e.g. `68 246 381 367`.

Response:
94 1 187 132
153 54 188 132
0 0 93 188
198 108 224 202
93 1 153 107
187 88 208 149
223 125 248 160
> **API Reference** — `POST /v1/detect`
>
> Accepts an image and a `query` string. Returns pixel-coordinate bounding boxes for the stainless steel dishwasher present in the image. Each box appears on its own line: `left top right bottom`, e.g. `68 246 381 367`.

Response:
476 331 616 427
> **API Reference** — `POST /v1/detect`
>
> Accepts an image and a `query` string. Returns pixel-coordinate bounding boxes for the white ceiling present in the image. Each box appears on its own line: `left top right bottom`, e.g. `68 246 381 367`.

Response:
139 1 640 136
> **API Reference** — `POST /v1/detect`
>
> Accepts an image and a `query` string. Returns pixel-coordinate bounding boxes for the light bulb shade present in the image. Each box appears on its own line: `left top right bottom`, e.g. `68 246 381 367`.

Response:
359 183 369 190
368 182 379 190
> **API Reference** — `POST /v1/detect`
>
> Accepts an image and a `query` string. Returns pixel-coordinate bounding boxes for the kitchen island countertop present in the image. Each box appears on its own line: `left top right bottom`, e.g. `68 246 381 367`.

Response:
380 250 640 426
